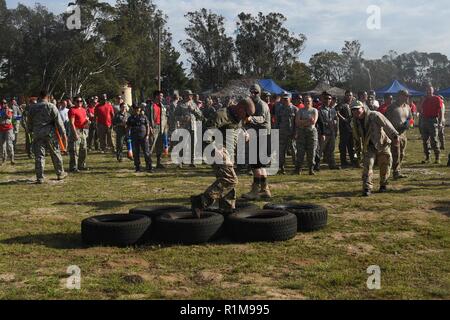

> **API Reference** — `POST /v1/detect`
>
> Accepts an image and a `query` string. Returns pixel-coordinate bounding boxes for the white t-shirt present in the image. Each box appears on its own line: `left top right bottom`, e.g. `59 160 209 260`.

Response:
59 108 69 123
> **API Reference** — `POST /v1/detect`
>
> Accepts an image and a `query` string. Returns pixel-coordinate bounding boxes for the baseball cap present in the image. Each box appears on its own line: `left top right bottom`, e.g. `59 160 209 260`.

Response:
282 91 292 99
350 100 364 110
250 84 261 94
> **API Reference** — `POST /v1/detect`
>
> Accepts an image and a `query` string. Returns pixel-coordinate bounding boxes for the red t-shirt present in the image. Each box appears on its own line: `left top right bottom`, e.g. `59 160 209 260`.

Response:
152 103 161 126
95 103 114 127
410 102 417 114
69 106 88 129
296 103 305 109
87 105 96 120
421 96 443 118
0 108 13 132
378 102 390 114
268 103 276 125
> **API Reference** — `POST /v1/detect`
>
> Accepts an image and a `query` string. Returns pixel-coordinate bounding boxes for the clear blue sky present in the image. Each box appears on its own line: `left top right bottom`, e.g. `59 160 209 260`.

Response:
6 0 450 66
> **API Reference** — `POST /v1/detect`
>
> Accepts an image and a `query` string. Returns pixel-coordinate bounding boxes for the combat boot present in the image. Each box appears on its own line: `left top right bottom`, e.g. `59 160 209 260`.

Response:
294 166 302 175
242 183 260 200
156 157 166 169
278 166 286 175
259 183 272 199
57 172 68 181
309 167 316 176
190 195 205 219
434 155 441 164
393 172 407 179
421 155 430 164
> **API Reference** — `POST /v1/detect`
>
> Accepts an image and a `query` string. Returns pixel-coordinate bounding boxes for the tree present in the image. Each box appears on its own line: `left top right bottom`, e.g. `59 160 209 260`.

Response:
235 12 306 79
309 51 346 86
280 61 314 92
181 8 237 91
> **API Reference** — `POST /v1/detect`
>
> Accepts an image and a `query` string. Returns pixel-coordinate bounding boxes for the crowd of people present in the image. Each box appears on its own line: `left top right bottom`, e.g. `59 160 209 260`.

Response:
0 83 448 211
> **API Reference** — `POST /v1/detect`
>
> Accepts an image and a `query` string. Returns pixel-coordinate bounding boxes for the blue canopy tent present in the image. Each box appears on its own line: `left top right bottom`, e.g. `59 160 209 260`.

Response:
375 80 424 97
258 79 289 95
437 87 450 98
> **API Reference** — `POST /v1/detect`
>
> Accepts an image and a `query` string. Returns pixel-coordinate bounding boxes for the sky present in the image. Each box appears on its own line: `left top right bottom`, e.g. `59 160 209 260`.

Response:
5 0 450 68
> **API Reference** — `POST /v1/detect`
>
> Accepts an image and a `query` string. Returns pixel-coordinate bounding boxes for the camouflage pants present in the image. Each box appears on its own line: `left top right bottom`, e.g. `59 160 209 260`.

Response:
420 118 440 158
320 132 337 167
149 125 163 158
115 128 127 160
97 123 115 152
296 127 318 169
438 122 445 150
69 128 88 171
33 135 64 180
362 145 392 191
391 133 407 175
279 132 293 168
13 122 20 151
202 165 238 211
0 129 14 162
25 130 33 157
87 122 98 150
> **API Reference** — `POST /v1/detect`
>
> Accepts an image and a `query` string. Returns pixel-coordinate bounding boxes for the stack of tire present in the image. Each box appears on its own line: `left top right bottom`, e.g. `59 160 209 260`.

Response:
81 202 327 247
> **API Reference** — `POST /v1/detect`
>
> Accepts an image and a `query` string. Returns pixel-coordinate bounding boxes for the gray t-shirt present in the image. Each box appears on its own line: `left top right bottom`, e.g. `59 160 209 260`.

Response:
296 108 318 129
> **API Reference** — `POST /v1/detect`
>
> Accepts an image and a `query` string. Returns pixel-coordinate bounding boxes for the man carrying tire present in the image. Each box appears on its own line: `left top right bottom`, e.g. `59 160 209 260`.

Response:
242 84 273 200
190 98 256 218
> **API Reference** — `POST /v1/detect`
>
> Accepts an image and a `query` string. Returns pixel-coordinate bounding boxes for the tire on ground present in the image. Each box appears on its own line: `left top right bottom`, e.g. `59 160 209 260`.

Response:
226 210 297 242
153 211 224 244
263 203 327 232
81 214 151 247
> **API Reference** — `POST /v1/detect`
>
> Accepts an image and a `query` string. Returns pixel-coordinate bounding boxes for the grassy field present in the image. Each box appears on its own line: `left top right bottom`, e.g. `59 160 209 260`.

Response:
0 128 449 300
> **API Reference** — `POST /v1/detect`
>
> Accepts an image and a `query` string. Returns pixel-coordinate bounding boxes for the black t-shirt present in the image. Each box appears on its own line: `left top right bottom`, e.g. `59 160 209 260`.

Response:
127 114 148 138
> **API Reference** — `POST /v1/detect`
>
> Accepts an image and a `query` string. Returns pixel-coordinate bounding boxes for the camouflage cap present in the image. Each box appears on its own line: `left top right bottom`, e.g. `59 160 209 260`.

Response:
350 100 364 110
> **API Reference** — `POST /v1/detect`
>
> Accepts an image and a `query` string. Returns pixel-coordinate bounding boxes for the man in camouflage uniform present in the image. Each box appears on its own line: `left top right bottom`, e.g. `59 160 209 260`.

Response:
351 101 400 196
336 90 357 168
113 102 129 162
174 90 203 167
295 95 319 175
274 92 297 174
27 91 68 184
242 84 272 200
21 98 36 159
10 98 22 152
190 98 255 217
385 90 413 179
167 92 180 150
126 103 152 172
318 91 340 170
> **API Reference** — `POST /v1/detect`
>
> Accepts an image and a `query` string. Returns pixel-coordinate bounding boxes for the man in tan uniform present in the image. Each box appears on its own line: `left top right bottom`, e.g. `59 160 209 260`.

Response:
351 101 400 196
385 90 413 179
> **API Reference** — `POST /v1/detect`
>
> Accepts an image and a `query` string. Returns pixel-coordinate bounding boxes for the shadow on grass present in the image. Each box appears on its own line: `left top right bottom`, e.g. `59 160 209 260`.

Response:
0 178 35 185
432 201 450 217
1 233 83 249
55 197 188 211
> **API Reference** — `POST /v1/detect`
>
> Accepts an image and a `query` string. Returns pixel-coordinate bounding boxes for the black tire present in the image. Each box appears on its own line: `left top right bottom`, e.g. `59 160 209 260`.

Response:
153 211 224 244
226 210 297 242
206 201 259 214
263 203 328 232
81 214 151 247
129 205 189 219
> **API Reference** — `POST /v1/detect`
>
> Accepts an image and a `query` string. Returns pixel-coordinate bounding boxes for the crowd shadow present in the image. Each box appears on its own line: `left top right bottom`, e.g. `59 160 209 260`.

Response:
0 178 35 186
55 197 188 211
1 233 83 250
432 201 450 217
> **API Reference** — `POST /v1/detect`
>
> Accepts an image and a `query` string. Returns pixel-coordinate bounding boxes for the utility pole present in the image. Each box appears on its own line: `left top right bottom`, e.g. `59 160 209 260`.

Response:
157 23 161 91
